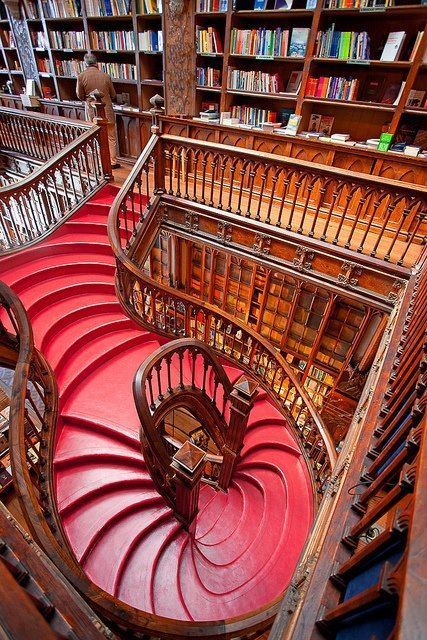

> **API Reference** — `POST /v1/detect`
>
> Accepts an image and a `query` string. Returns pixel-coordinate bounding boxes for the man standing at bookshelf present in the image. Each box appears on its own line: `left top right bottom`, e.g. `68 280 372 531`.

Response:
77 53 120 169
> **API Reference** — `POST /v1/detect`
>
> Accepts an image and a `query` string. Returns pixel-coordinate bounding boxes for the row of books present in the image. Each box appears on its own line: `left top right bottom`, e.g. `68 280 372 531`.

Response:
231 105 277 127
37 58 52 73
252 0 317 9
230 27 309 57
197 0 227 11
136 0 162 13
1 31 14 47
41 0 82 18
32 32 49 49
138 30 163 52
305 75 359 100
54 58 85 76
98 61 137 79
323 0 393 7
50 30 87 49
90 30 136 51
315 28 370 60
86 0 131 15
196 66 221 87
228 68 282 94
196 27 223 54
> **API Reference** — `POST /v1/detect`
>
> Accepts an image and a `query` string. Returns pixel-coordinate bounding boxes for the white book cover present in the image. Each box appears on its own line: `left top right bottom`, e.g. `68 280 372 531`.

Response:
380 31 406 61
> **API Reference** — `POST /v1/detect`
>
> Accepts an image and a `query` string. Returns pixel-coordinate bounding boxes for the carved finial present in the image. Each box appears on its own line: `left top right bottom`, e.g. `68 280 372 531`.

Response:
149 94 165 134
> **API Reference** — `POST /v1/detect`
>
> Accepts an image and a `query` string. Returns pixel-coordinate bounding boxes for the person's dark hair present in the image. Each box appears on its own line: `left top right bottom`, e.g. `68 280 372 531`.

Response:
84 53 97 67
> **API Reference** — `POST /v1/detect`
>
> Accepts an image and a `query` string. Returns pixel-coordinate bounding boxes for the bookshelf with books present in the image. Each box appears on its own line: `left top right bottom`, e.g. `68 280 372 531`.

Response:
195 8 227 113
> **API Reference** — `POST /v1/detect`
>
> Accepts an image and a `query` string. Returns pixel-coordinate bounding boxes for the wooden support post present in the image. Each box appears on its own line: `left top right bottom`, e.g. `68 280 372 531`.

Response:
88 90 112 181
149 94 165 194
218 376 258 491
170 440 206 532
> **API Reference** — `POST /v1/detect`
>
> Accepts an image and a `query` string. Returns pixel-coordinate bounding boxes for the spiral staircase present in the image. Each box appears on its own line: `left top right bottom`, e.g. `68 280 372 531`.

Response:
0 183 314 629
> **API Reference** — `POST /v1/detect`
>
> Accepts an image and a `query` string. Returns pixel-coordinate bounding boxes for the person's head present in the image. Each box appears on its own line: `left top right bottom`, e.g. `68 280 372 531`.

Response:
84 53 97 68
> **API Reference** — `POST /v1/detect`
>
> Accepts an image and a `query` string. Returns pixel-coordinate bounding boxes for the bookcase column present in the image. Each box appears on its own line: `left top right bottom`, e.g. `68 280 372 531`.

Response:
3 0 40 91
163 0 196 116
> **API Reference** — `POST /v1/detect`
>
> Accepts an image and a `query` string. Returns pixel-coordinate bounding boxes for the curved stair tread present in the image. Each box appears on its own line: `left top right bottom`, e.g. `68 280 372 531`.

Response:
60 414 141 449
195 483 245 546
152 529 193 620
8 262 114 296
83 505 172 595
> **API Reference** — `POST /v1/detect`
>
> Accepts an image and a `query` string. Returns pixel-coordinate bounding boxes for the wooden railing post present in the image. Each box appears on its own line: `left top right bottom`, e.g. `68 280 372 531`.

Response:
218 376 258 491
89 90 112 181
149 94 165 194
170 441 206 532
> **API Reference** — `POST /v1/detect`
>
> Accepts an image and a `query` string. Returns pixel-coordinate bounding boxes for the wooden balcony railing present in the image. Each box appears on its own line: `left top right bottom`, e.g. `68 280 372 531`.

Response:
0 107 89 162
109 136 337 497
160 136 426 268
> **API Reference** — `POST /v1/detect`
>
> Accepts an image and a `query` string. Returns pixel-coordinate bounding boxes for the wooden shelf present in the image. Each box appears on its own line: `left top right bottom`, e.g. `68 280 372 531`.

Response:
229 53 305 62
404 106 427 115
303 97 396 111
197 85 222 92
195 11 227 16
234 9 314 18
141 79 164 86
227 89 298 100
197 52 224 57
91 49 136 54
86 15 132 20
321 4 427 15
312 57 412 68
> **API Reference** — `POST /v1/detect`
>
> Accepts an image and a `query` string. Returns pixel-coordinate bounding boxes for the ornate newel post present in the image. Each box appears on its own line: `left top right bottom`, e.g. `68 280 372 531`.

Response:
218 376 259 491
170 441 206 532
149 94 165 195
89 90 112 181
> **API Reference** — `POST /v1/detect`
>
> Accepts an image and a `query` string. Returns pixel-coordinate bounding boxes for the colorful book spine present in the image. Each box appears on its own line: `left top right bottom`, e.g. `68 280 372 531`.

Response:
138 30 163 52
306 75 359 100
41 0 82 18
90 30 136 51
196 27 224 53
98 62 137 79
228 68 282 94
196 66 221 86
316 26 370 59
231 105 277 127
196 0 227 11
54 58 86 76
323 0 393 7
230 28 289 57
50 30 86 49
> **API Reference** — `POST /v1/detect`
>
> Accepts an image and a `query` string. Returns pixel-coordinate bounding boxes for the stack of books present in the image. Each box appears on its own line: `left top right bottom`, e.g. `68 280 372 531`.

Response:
54 58 85 76
306 75 359 100
228 68 282 94
196 27 223 53
86 0 131 16
197 0 227 10
98 62 137 80
136 0 162 13
51 30 86 49
41 0 82 18
315 26 370 59
197 67 221 87
138 30 163 52
90 30 136 50
231 105 277 128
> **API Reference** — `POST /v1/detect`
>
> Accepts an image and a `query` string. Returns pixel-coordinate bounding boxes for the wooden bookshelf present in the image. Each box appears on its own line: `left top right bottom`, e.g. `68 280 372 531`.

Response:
21 0 164 110
193 0 427 145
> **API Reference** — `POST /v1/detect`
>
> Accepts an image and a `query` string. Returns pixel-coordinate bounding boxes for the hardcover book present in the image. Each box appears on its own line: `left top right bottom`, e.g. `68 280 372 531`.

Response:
288 28 309 57
285 71 302 93
380 31 406 61
406 90 426 108
274 0 293 7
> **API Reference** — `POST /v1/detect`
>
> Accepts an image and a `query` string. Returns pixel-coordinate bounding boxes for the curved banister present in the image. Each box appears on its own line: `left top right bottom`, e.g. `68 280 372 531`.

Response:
0 280 283 637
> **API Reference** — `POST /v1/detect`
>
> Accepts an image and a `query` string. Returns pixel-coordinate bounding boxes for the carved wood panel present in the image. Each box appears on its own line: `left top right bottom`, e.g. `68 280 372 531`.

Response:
163 0 195 116
116 114 142 159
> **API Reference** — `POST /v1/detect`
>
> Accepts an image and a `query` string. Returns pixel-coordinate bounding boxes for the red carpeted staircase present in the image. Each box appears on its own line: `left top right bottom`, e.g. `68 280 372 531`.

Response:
0 185 314 621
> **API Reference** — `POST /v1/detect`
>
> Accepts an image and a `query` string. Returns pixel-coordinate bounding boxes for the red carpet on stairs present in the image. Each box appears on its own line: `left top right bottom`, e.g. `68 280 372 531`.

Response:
0 185 314 621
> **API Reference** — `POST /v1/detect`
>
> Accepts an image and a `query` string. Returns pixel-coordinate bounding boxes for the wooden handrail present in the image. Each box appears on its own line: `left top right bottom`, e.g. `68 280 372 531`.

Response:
0 125 107 252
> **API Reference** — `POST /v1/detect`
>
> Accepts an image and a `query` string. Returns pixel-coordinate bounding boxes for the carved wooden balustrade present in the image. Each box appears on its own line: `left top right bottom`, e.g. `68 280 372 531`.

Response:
268 257 427 639
0 107 88 162
160 136 427 268
109 138 337 497
133 339 260 521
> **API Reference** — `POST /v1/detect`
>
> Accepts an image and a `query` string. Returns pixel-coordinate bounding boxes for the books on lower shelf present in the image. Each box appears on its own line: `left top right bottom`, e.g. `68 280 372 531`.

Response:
380 31 406 61
308 113 335 134
41 0 82 18
306 75 359 100
323 0 393 7
55 58 85 76
90 30 136 51
197 0 227 11
196 27 223 54
406 90 426 108
288 28 310 57
231 105 277 127
136 0 162 13
228 68 283 93
138 30 163 52
230 28 289 57
316 26 370 59
37 58 52 74
98 62 137 80
86 0 131 16
50 30 87 49
197 66 221 87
